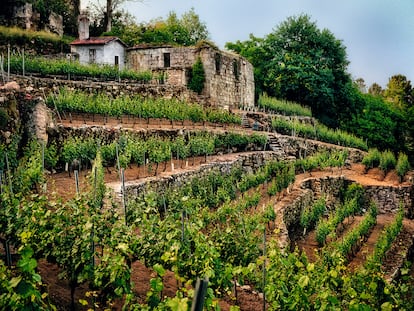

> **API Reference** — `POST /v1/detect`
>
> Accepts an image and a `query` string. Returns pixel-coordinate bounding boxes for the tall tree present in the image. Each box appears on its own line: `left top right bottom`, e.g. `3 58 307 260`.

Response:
105 9 210 46
226 14 351 126
383 74 413 110
354 78 367 93
89 0 141 33
368 83 383 96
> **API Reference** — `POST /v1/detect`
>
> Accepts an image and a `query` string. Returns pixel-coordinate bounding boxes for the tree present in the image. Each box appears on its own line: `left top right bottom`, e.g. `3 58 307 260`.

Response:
226 14 351 127
347 93 404 152
97 8 209 47
383 74 413 110
354 78 367 93
88 0 141 33
368 83 383 96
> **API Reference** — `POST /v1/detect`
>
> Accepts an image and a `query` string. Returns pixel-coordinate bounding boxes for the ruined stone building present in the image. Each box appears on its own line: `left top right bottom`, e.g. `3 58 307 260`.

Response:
126 45 255 109
70 11 255 109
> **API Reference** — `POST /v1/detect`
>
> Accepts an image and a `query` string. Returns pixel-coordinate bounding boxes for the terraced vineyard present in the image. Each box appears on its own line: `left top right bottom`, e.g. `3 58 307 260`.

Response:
1 82 414 311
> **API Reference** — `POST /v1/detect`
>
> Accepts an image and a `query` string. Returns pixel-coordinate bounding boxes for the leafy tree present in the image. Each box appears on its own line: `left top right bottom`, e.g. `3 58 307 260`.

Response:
347 93 404 152
383 74 413 109
354 78 367 93
88 0 141 33
227 14 351 127
368 83 383 96
99 8 209 46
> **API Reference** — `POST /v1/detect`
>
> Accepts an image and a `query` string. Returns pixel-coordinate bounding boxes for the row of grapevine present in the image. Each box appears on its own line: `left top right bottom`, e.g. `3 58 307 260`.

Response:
331 204 378 261
366 207 405 268
47 88 242 125
271 115 368 150
315 186 364 245
7 55 153 82
56 131 267 175
362 148 411 181
2 141 413 310
257 94 312 117
295 149 349 173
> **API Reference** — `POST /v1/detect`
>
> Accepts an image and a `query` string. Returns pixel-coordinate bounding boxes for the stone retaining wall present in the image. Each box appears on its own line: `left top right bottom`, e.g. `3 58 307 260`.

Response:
124 151 282 203
11 75 207 106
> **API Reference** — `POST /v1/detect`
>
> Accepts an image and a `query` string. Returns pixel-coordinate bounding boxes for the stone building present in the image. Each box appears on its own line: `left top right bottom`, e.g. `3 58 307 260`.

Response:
126 44 255 109
70 12 126 69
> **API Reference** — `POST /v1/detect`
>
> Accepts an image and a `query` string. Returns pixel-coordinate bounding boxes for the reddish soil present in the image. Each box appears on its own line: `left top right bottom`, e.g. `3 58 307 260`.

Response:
36 116 414 310
41 156 414 310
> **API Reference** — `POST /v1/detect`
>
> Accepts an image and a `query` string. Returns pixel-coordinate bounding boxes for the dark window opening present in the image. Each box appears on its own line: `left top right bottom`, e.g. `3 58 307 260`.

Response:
214 53 221 74
185 68 192 85
115 56 119 68
89 49 96 63
164 53 171 68
233 59 240 80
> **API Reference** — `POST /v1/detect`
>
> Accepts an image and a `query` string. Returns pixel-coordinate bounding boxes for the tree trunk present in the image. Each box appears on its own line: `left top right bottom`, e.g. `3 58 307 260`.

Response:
106 0 113 32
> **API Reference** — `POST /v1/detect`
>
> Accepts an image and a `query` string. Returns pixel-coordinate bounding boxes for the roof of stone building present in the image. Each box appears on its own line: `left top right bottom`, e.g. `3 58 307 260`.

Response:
70 36 127 47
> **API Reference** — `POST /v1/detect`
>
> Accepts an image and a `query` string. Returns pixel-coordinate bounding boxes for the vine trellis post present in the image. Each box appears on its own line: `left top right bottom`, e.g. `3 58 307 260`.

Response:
121 168 127 225
263 228 267 311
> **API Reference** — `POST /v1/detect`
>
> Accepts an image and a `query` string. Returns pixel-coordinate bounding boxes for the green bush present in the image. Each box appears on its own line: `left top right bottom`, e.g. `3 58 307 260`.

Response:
396 152 410 182
188 57 205 94
379 150 396 174
361 148 381 171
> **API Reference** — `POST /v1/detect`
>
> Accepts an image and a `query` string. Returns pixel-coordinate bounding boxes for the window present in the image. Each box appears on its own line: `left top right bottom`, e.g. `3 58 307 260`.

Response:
114 56 119 68
233 59 240 80
89 49 96 63
214 53 221 74
163 53 170 68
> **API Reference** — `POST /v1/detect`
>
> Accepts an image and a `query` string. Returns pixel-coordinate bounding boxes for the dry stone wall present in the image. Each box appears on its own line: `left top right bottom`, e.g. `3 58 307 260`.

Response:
277 176 414 248
123 151 283 203
12 75 207 106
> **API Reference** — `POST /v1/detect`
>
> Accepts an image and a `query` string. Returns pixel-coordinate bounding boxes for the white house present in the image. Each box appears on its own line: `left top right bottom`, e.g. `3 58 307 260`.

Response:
70 11 126 69
70 36 127 69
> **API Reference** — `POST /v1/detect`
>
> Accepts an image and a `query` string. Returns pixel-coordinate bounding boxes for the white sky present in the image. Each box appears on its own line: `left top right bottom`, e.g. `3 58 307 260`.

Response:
84 0 414 88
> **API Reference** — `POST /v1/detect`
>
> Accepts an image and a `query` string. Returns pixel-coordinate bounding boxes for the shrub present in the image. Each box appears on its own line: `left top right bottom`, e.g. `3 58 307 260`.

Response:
396 152 410 182
188 57 205 94
379 150 396 174
361 148 381 172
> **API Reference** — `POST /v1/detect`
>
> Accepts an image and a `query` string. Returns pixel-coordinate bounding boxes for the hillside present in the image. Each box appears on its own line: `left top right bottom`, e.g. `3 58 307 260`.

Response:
1 76 414 310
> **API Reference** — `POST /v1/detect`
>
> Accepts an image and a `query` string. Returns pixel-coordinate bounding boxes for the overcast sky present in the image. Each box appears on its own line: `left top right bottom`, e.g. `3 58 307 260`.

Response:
84 0 414 88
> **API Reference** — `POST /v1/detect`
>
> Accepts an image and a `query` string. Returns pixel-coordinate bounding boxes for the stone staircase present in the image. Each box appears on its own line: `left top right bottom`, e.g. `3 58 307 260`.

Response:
267 134 284 156
241 113 250 129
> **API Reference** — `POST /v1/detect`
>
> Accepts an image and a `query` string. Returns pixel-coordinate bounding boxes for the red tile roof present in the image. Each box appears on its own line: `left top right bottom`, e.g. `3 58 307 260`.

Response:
71 36 127 46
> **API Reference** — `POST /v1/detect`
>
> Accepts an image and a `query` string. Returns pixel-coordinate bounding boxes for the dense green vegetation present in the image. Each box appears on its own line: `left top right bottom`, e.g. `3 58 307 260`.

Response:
1 139 413 310
47 88 241 124
258 94 312 117
271 116 368 150
7 55 152 82
101 8 210 47
226 14 414 158
0 26 70 53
